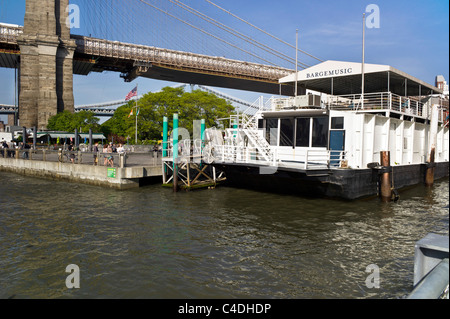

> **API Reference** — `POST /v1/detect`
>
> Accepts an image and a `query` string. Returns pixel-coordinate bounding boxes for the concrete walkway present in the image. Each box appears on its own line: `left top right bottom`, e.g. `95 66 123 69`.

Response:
0 150 162 189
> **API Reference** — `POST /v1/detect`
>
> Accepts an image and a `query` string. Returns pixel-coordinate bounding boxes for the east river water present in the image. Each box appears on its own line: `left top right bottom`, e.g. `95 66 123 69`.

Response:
0 171 448 299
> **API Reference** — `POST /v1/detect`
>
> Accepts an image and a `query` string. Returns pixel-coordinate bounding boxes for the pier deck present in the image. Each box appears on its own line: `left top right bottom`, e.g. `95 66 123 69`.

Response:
0 149 162 189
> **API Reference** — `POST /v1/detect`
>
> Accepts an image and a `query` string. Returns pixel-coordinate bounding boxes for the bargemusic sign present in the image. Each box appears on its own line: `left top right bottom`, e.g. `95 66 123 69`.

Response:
306 68 353 79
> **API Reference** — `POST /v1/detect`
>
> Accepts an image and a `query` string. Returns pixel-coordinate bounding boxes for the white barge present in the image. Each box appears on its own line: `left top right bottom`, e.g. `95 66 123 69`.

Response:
208 61 449 200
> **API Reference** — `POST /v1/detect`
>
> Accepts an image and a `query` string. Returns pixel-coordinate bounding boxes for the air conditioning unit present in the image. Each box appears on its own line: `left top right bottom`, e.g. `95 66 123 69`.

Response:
294 94 321 107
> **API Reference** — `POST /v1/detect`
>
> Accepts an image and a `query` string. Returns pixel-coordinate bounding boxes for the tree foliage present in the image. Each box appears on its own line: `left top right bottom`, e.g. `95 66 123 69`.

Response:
101 87 235 142
47 110 101 132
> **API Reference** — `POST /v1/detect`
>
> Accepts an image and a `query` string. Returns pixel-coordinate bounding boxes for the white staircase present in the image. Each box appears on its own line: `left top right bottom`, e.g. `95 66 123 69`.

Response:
240 98 276 164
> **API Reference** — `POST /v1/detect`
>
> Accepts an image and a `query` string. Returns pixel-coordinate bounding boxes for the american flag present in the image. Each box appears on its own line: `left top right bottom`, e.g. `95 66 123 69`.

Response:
125 86 137 101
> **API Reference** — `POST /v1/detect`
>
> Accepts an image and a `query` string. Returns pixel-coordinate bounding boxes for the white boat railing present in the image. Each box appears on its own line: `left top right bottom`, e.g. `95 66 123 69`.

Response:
327 91 449 122
212 143 346 170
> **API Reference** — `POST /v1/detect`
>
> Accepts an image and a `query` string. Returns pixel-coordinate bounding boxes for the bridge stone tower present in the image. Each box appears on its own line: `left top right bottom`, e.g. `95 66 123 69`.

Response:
17 0 76 130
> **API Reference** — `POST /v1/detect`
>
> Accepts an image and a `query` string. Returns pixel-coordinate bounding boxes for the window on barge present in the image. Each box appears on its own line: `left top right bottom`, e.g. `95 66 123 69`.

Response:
295 118 310 147
280 118 295 146
278 116 329 148
265 118 278 146
312 117 329 147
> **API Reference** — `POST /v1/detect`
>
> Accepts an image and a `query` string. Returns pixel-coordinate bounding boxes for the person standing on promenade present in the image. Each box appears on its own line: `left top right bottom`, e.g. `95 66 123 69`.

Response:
107 143 114 167
68 142 75 164
93 142 99 166
103 144 109 166
0 138 6 157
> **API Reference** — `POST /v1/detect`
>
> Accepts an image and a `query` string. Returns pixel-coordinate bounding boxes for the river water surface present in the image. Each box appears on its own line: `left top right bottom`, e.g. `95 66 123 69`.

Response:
0 171 448 299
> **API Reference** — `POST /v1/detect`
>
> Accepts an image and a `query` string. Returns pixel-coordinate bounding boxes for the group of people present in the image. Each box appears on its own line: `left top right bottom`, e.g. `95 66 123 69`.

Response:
92 142 125 167
0 139 15 158
1 139 31 159
1 139 129 167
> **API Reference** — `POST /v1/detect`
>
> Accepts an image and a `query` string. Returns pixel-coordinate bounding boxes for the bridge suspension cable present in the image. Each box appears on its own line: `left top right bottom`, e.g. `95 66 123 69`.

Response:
74 0 323 70
204 0 324 63
168 0 311 69
136 0 283 67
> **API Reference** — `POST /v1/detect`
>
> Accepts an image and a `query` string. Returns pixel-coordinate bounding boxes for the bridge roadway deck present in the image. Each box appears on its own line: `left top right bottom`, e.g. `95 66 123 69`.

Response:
0 149 163 189
0 24 297 96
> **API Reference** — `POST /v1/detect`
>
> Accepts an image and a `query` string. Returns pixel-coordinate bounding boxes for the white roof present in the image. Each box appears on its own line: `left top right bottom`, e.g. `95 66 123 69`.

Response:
279 60 440 96
280 60 390 82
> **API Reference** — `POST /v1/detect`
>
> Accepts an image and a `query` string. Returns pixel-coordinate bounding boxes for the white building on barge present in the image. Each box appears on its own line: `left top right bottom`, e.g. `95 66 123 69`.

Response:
208 60 449 200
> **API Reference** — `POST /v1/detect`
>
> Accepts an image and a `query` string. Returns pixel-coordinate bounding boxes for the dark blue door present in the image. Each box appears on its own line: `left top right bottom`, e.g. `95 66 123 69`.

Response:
329 130 345 166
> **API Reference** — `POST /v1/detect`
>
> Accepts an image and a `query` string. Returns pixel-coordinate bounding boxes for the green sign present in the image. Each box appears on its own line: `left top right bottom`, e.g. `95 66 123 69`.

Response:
107 168 116 178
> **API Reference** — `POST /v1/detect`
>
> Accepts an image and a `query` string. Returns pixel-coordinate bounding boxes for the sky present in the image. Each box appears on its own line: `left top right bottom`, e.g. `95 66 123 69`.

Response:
0 0 448 124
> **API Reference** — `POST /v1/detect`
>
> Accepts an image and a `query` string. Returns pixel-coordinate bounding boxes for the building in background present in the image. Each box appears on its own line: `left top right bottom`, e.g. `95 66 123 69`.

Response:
435 75 449 96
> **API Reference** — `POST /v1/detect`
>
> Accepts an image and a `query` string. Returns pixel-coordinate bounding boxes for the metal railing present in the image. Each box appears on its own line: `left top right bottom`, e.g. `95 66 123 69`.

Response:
212 143 346 170
408 258 449 299
0 23 23 44
0 147 161 168
72 34 292 82
327 91 449 122
277 148 345 170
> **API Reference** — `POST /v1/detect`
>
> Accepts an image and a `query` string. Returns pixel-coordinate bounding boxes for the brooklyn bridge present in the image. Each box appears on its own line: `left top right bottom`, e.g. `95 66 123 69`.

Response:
0 0 324 130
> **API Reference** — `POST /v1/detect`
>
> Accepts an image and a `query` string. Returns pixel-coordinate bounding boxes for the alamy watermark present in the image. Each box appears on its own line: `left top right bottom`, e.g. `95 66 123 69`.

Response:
66 4 80 29
365 4 380 29
365 264 380 289
65 264 80 289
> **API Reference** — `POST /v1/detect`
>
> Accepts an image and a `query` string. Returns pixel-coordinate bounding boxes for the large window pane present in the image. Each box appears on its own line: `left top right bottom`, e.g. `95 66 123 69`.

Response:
295 118 310 147
312 117 329 147
265 118 278 146
280 118 295 146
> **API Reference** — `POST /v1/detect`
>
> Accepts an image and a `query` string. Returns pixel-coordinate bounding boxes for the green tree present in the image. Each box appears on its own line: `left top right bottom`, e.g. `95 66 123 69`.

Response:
47 110 101 132
101 86 235 143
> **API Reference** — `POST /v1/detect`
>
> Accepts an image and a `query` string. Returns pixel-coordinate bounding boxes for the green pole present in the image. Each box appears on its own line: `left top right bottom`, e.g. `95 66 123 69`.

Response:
162 116 168 158
173 114 179 163
233 119 238 138
200 119 206 150
173 114 179 192
200 119 206 167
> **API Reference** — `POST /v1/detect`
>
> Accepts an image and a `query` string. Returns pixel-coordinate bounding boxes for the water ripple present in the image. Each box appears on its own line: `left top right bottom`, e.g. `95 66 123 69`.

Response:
0 171 448 299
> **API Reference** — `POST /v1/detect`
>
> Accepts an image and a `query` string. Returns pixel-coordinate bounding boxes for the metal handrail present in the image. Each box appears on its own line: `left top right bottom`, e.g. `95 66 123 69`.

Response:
408 258 449 299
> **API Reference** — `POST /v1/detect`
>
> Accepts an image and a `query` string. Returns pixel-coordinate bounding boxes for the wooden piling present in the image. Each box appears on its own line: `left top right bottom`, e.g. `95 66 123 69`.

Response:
426 104 438 187
380 151 392 202
425 148 435 187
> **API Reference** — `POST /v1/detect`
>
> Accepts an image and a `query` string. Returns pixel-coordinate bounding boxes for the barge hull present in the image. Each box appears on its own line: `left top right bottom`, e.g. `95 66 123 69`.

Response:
215 162 449 200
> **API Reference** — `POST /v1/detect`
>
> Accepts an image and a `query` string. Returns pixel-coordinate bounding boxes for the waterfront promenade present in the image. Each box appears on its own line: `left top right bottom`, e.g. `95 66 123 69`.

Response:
0 146 162 189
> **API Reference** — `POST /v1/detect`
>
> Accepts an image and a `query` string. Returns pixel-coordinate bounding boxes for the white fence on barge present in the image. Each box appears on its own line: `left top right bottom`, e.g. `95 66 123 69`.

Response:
326 92 448 123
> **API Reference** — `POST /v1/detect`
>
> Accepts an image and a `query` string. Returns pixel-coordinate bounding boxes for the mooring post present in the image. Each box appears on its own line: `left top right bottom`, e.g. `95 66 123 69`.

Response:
425 104 438 186
425 149 435 187
380 151 392 202
119 153 125 168
173 114 179 192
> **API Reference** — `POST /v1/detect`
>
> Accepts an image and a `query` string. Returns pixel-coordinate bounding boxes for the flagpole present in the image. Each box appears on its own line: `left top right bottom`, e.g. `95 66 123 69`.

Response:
135 84 138 144
361 13 366 110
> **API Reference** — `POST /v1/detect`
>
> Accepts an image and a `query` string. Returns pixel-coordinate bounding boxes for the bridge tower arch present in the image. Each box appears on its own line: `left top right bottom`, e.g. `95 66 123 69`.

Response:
17 0 76 130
